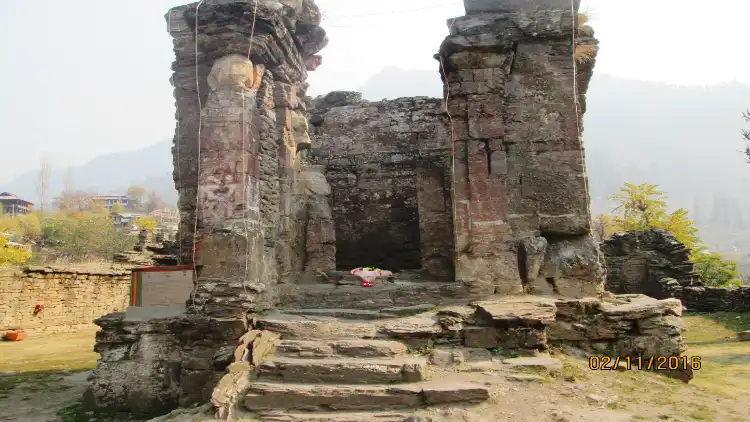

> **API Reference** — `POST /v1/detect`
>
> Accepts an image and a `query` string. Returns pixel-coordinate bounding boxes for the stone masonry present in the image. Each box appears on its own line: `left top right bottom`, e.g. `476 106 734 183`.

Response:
167 0 330 315
309 93 454 278
0 266 130 333
602 229 750 312
436 0 604 296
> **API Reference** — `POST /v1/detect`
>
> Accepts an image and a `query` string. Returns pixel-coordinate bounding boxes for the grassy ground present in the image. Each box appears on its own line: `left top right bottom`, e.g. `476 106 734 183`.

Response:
681 312 750 399
0 330 99 421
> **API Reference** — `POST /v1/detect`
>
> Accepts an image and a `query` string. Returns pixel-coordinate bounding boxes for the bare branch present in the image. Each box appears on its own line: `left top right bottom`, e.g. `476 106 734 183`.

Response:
35 158 52 215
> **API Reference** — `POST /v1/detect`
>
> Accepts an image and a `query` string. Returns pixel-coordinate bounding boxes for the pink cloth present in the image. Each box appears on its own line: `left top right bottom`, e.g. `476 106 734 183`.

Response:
350 268 393 283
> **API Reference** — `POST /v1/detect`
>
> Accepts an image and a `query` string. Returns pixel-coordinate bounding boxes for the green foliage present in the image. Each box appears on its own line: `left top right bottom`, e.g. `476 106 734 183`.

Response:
0 213 41 243
110 202 126 214
693 252 741 288
609 182 739 288
609 182 700 250
127 185 147 210
41 212 136 262
0 232 31 266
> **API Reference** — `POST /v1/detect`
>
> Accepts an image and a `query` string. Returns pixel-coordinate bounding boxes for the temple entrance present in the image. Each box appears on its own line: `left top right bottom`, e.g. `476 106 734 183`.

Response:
329 167 422 273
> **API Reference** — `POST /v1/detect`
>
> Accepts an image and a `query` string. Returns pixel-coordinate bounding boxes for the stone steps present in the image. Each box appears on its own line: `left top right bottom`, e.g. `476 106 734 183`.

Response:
255 312 380 340
282 308 399 320
278 281 484 310
258 411 412 421
275 339 408 359
257 356 429 384
243 381 490 412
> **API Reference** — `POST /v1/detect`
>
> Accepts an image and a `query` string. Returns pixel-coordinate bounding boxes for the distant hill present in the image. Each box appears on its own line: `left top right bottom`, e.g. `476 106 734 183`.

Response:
1 140 177 207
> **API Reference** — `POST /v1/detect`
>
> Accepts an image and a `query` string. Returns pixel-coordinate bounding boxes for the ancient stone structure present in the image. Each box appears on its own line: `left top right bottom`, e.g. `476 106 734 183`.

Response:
602 230 694 297
0 266 130 333
85 1 695 420
602 229 750 312
309 94 453 278
167 0 332 315
436 0 604 296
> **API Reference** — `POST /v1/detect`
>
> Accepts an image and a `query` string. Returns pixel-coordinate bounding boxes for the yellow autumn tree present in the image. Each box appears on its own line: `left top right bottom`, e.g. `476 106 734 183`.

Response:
134 216 157 233
0 232 31 266
608 182 739 287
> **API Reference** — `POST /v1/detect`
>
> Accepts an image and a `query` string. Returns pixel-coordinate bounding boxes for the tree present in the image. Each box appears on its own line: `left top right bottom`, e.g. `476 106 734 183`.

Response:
41 212 136 262
591 214 615 242
0 232 31 266
111 202 126 214
609 182 739 287
54 190 95 213
145 192 166 213
127 186 147 210
134 216 157 233
742 109 750 162
15 214 41 243
35 158 52 215
693 252 741 288
609 182 699 250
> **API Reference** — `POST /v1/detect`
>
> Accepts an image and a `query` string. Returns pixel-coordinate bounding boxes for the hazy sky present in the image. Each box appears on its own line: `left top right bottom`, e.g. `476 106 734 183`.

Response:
1 0 748 183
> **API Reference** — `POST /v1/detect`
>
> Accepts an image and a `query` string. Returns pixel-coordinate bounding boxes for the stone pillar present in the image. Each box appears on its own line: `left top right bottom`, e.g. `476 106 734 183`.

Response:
438 0 604 297
167 1 328 317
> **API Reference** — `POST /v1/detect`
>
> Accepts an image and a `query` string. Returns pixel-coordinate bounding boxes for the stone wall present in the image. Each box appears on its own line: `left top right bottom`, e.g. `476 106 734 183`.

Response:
601 230 694 297
0 266 131 333
436 0 604 295
309 93 454 276
84 313 247 418
601 229 750 312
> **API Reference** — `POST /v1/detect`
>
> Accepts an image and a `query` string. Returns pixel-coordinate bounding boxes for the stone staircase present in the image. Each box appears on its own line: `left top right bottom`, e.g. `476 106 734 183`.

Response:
227 308 491 420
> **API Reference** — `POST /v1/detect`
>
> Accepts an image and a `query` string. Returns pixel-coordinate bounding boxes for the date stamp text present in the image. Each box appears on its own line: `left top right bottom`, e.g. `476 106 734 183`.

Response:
589 355 701 371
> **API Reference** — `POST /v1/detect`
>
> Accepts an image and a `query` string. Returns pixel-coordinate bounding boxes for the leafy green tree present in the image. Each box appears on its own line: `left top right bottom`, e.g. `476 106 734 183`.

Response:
111 202 126 214
609 182 739 288
693 252 741 288
41 212 136 262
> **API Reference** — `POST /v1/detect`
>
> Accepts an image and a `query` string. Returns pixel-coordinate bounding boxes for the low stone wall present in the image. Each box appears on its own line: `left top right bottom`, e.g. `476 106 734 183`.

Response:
85 312 246 419
601 229 750 313
660 280 750 313
0 266 131 333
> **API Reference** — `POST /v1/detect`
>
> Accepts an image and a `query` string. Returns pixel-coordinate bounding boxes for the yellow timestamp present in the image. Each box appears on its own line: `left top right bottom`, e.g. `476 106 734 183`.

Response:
588 355 701 371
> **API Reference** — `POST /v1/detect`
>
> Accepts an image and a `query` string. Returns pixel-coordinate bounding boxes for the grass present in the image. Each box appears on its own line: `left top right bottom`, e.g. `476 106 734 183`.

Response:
682 312 750 398
0 330 99 372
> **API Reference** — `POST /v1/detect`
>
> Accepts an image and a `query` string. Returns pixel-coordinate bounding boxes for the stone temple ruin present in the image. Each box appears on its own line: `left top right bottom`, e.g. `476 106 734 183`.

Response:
85 0 693 420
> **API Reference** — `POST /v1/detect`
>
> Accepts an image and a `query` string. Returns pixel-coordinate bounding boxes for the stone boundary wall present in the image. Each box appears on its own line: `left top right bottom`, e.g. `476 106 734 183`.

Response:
601 229 750 313
660 281 750 313
0 266 131 333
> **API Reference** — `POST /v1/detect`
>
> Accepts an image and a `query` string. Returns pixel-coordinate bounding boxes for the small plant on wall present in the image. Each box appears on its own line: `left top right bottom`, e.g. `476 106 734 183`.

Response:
575 12 598 64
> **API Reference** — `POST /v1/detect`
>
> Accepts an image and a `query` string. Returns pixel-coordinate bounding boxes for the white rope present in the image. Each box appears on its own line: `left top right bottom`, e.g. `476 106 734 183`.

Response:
571 1 591 218
168 11 185 265
439 8 461 268
240 0 260 305
190 0 204 307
